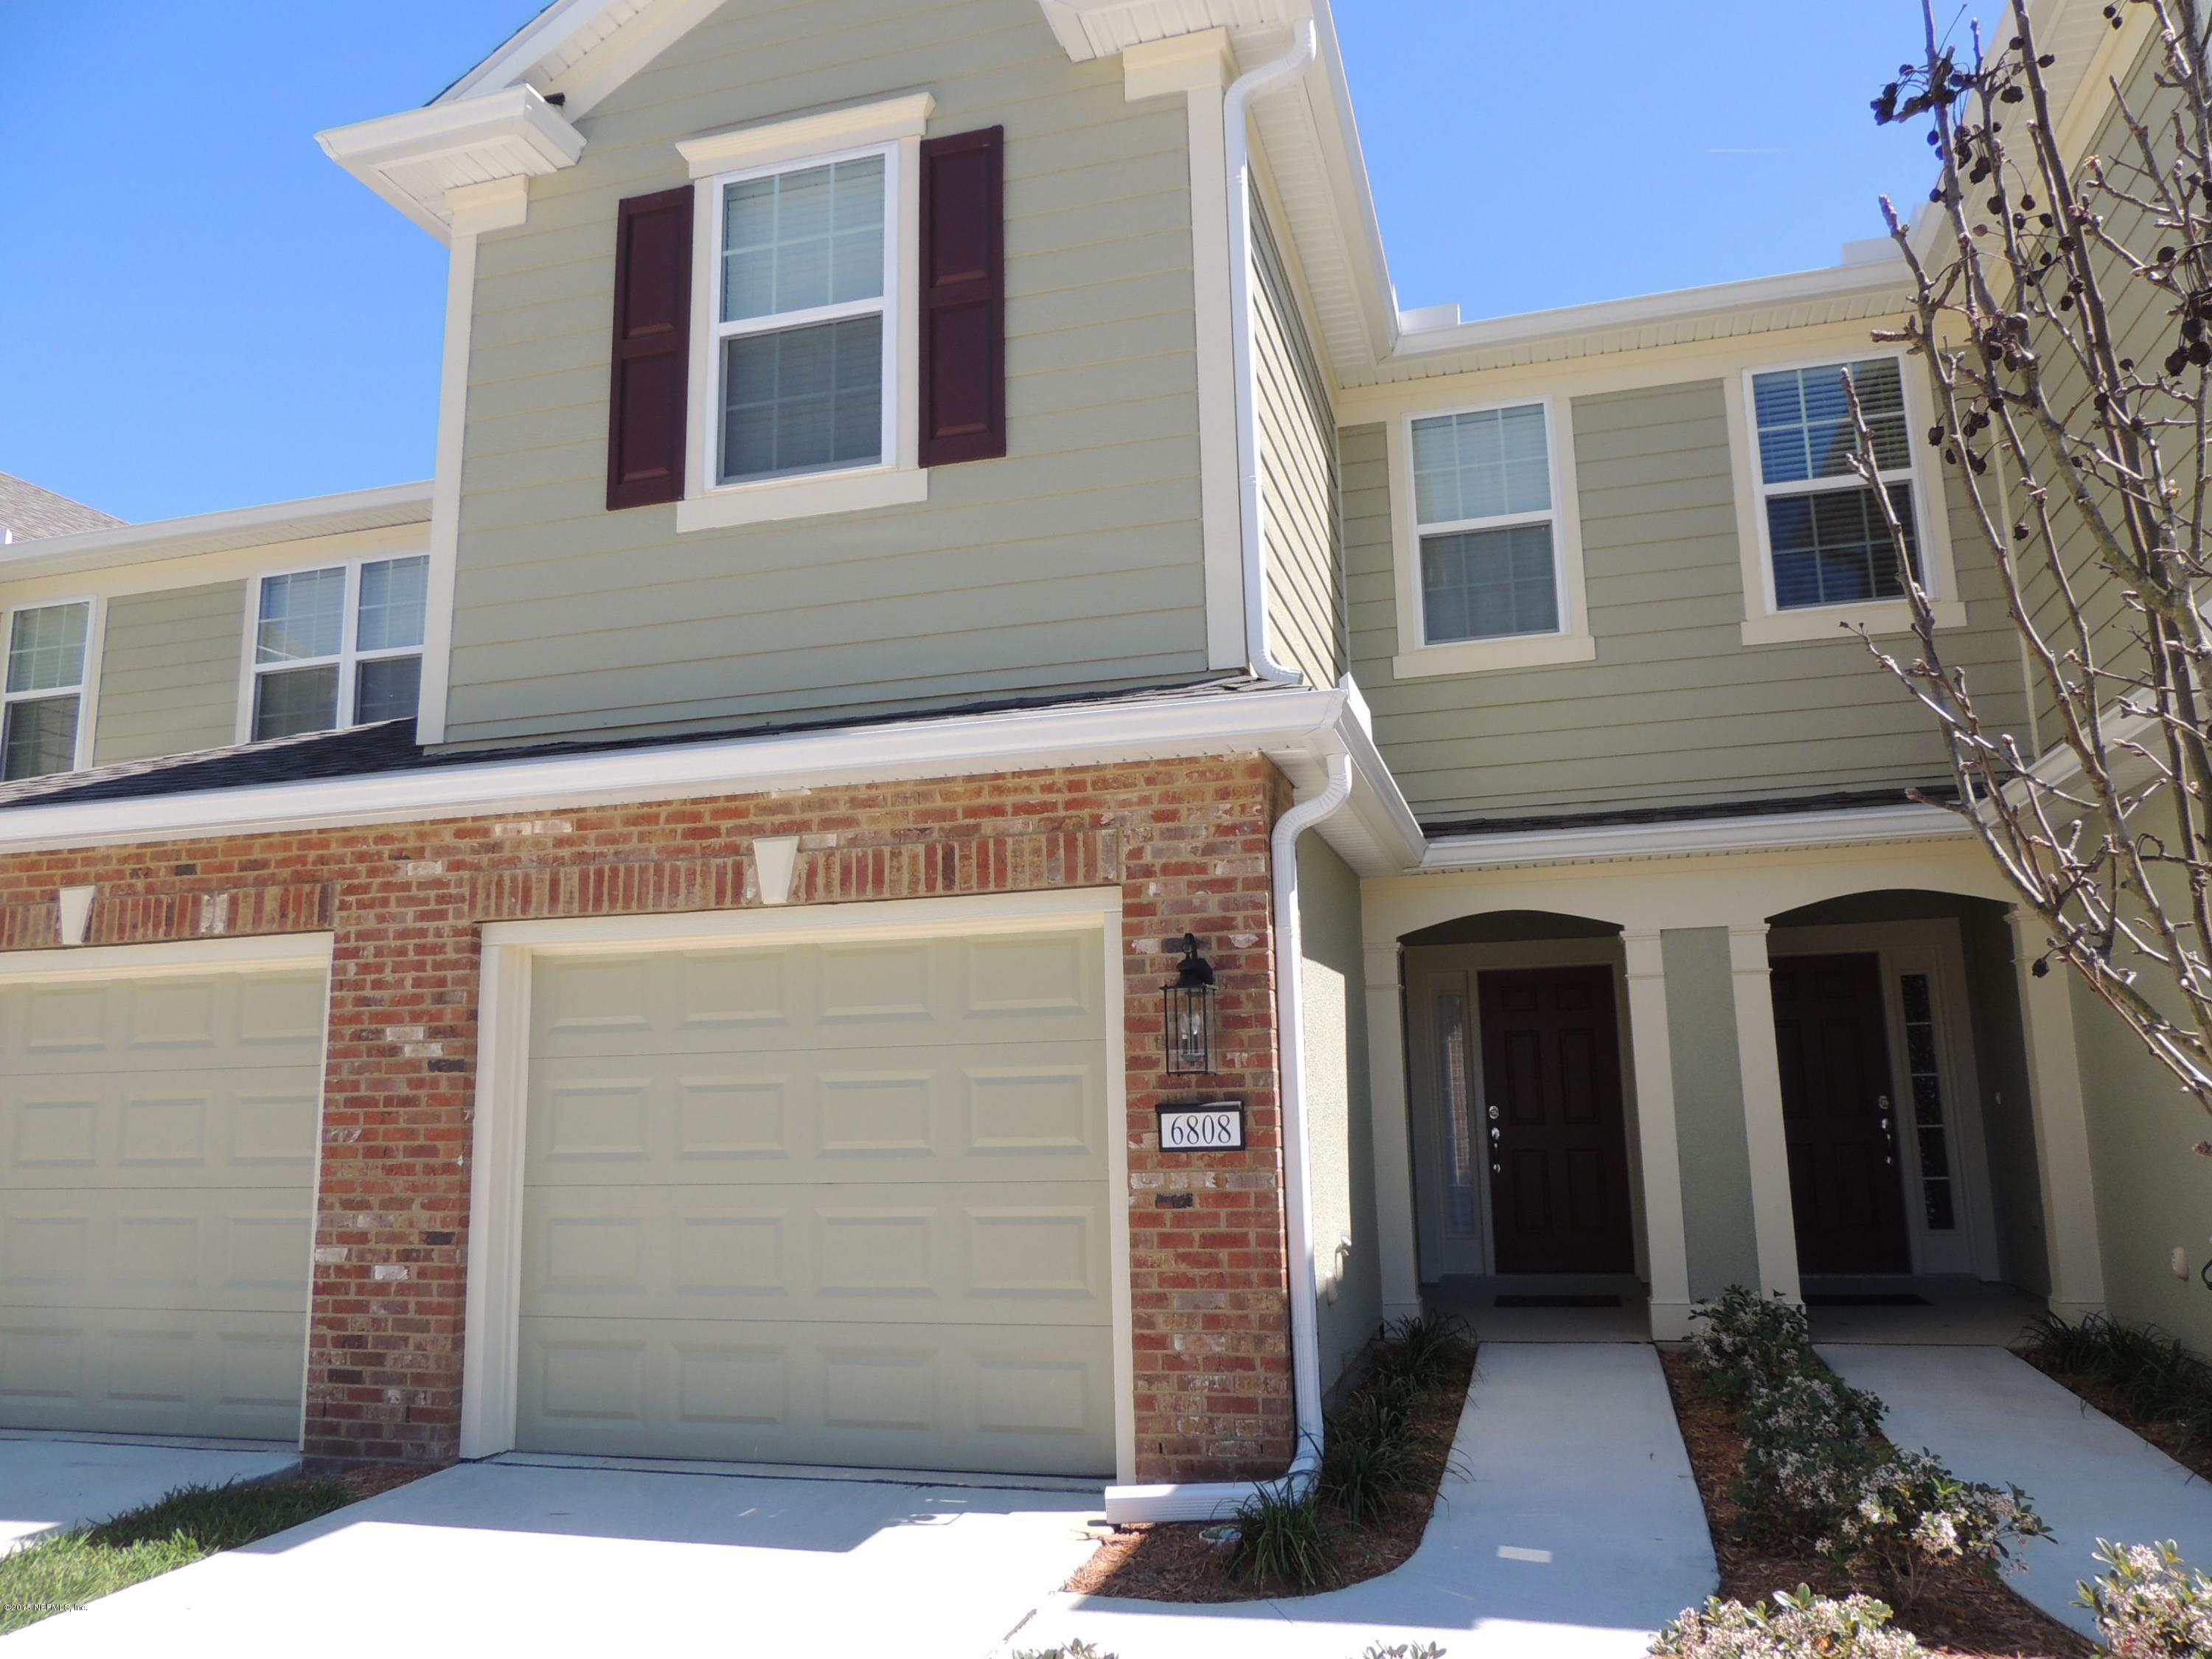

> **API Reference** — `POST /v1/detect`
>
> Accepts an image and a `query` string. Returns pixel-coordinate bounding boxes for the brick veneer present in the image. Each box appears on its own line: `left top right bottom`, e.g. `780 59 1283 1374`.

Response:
0 757 1296 1480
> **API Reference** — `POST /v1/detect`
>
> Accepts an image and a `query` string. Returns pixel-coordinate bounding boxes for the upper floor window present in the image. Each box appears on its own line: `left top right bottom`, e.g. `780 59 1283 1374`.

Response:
1387 396 1595 679
1749 358 1919 611
2 600 92 782
714 151 891 486
250 555 427 742
1411 402 1563 644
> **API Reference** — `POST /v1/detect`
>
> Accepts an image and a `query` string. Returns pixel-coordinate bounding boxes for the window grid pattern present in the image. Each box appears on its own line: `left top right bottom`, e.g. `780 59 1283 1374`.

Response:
1 601 91 783
1899 973 1956 1231
1437 990 1478 1237
1750 358 1921 612
251 556 428 742
1409 403 1563 647
713 152 891 487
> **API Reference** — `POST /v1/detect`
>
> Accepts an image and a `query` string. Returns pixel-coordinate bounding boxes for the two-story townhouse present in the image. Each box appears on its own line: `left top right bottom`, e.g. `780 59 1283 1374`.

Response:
0 0 2183 1520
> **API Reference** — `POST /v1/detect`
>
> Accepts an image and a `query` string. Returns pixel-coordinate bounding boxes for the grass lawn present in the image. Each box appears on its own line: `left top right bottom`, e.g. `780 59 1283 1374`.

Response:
0 1478 358 1635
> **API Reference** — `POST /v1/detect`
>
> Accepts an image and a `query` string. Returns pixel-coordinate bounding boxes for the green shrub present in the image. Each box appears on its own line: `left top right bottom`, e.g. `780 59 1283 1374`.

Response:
1228 1479 1335 1590
2078 1539 2212 1657
1650 1587 1925 1658
1011 1642 1116 1659
1818 1450 2046 1607
1689 1287 1818 1409
2022 1312 2212 1442
1321 1393 1415 1524
1366 1313 1474 1397
1358 1645 1446 1659
1733 1370 1885 1540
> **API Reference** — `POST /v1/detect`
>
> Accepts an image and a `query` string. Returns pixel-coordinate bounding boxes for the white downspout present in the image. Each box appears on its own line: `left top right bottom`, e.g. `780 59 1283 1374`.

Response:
1226 21 1318 686
1105 742 1354 1525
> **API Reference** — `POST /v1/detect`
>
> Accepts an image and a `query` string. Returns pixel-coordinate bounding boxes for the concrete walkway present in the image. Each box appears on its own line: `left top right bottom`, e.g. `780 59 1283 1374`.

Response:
1824 1344 2212 1640
1004 1343 1718 1659
0 1434 298 1551
0 1459 1100 1657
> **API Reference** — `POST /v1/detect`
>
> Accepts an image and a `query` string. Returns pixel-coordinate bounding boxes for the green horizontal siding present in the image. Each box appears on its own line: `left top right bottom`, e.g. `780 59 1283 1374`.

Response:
91 582 243 765
1346 378 2033 821
444 0 1209 747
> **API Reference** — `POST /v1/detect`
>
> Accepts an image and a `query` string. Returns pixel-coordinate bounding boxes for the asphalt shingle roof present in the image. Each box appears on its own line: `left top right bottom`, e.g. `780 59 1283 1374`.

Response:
0 472 122 541
0 674 1281 814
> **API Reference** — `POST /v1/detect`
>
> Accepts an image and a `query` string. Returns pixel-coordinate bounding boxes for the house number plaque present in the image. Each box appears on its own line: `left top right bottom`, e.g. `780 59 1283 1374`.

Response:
1157 1102 1245 1152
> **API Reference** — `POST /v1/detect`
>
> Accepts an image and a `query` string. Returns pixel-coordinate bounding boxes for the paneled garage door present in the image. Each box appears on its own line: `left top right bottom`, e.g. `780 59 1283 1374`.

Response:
0 967 325 1441
516 928 1116 1476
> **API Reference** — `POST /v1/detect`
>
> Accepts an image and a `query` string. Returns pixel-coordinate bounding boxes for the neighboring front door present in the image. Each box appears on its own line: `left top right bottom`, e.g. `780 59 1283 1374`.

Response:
1480 966 1635 1274
1771 952 1911 1274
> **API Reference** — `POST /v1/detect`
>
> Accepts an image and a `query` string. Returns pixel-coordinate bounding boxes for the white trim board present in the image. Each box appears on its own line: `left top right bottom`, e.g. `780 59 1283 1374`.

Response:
0 931 335 984
0 682 1425 879
1423 803 1969 872
456 887 1137 1486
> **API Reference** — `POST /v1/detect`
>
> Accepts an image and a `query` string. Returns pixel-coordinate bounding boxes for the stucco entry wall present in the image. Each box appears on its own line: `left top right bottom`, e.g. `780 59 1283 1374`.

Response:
1661 927 1762 1301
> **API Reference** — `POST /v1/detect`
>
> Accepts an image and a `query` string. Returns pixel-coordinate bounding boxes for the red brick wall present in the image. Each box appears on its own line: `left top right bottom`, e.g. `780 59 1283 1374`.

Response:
0 758 1295 1480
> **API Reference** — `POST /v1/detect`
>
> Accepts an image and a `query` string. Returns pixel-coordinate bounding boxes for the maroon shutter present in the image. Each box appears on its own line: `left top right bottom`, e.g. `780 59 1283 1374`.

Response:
605 186 693 510
917 127 1006 467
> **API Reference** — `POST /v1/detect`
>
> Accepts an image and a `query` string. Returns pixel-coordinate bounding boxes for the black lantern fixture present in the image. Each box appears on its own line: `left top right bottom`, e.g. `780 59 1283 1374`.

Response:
1162 933 1218 1076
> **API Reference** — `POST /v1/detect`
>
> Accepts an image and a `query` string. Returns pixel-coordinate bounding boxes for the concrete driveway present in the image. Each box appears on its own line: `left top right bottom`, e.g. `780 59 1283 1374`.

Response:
0 1458 1103 1656
0 1434 299 1551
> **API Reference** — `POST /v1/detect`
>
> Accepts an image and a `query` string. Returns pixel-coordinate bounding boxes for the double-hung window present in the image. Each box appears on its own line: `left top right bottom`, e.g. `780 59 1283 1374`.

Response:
709 147 894 487
1411 402 1565 645
250 555 428 742
1748 358 1920 611
2 600 93 782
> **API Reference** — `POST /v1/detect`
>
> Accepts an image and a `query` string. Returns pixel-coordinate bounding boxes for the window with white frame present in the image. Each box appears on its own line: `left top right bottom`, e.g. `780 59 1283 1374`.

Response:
2 600 92 782
1409 403 1564 644
1749 358 1921 611
251 555 428 742
710 147 894 487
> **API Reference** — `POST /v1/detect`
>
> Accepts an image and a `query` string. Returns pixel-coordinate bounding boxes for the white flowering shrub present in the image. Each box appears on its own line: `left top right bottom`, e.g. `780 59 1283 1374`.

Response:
1817 1450 2046 1606
2079 1540 2212 1658
1689 1288 1819 1409
1649 1587 1925 1658
1735 1371 1887 1537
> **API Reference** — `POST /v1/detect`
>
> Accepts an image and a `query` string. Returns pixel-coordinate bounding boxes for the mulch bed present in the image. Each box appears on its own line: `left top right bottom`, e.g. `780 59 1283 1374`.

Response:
1064 1346 1477 1602
1658 1349 2092 1659
2016 1347 2212 1486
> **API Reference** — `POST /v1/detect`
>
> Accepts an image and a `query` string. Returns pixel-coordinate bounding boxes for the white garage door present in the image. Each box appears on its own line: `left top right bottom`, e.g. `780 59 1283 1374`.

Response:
0 967 325 1441
517 928 1117 1477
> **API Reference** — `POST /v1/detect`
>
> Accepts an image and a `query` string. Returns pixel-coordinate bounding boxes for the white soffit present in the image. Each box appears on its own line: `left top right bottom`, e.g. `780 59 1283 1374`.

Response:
316 86 585 240
1037 0 1307 62
0 483 433 585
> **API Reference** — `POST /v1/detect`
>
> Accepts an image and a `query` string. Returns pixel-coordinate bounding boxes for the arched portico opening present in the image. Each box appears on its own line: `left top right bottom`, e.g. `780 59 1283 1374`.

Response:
1397 908 1657 1339
1761 888 2071 1340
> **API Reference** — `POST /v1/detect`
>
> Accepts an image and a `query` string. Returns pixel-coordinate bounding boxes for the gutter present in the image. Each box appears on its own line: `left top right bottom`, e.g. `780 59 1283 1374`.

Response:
0 684 1358 857
1104 733 1354 1526
1224 21 1318 686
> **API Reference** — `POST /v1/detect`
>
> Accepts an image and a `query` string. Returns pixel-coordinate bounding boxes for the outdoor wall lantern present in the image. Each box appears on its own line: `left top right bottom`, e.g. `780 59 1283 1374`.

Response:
1162 932 1219 1076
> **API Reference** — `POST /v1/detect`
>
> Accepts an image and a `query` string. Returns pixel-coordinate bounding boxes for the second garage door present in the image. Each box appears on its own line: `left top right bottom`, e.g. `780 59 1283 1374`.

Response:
0 966 324 1441
517 926 1116 1476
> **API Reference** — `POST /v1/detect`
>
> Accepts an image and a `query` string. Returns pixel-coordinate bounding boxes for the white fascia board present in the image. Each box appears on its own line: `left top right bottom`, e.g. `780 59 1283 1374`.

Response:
434 0 617 104
1391 258 1913 363
316 87 585 241
0 483 433 585
1422 802 1968 872
0 686 1369 858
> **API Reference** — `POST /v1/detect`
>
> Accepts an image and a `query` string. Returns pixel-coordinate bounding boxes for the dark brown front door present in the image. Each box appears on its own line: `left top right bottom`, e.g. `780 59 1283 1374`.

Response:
1771 952 1911 1274
1480 965 1635 1274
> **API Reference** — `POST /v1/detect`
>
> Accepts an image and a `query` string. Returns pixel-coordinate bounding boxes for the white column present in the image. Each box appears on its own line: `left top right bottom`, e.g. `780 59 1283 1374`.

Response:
1363 940 1423 1320
1729 924 1803 1303
1622 931 1694 1338
2006 907 2109 1315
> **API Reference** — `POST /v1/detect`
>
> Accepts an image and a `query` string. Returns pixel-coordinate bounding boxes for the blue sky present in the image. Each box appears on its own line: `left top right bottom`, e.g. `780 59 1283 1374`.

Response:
0 1 1944 526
